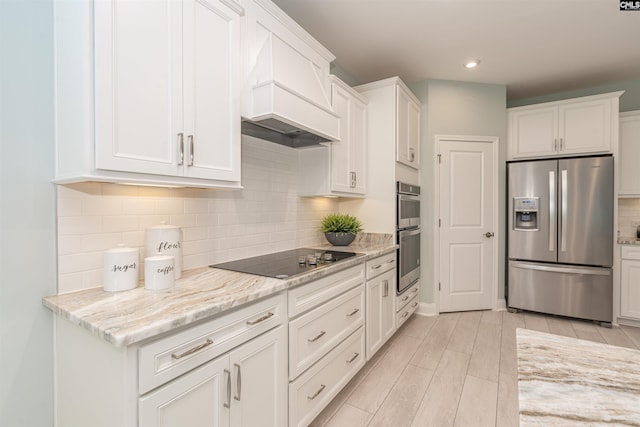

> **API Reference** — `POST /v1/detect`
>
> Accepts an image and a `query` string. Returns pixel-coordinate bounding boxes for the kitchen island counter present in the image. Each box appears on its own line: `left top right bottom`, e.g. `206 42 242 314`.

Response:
516 328 640 426
43 240 396 347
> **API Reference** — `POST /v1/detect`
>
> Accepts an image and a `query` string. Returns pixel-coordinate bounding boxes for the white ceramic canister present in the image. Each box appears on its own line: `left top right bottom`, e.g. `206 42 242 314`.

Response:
103 244 139 292
145 223 182 279
144 253 175 291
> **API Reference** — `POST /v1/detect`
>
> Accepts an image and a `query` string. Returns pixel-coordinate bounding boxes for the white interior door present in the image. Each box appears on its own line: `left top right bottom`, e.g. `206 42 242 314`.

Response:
437 136 498 312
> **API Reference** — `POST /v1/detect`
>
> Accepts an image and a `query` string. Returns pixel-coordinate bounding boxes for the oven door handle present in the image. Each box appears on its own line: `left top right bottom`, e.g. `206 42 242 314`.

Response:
398 227 421 237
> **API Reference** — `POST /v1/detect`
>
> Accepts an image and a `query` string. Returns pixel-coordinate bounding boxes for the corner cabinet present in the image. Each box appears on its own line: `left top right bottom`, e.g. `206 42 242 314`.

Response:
619 111 640 197
298 76 368 197
507 91 623 160
54 0 242 189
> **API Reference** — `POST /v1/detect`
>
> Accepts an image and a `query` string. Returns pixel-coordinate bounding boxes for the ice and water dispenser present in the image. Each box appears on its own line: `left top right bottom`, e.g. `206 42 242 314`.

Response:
513 197 539 231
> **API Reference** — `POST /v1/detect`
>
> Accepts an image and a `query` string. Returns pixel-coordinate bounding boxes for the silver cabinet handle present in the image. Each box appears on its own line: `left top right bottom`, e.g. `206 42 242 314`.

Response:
401 311 409 318
387 259 395 264
383 279 389 297
401 295 409 302
554 138 558 152
307 384 326 400
188 135 194 166
346 308 360 317
409 147 415 162
411 301 418 308
346 352 359 364
246 311 274 325
350 171 356 188
559 137 564 151
561 169 568 252
372 264 383 270
308 330 326 343
412 287 419 294
233 363 241 401
223 369 231 408
171 339 213 359
178 133 184 165
549 170 556 252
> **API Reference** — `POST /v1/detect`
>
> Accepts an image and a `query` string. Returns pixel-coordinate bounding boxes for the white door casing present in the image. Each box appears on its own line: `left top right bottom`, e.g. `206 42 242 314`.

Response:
436 136 499 312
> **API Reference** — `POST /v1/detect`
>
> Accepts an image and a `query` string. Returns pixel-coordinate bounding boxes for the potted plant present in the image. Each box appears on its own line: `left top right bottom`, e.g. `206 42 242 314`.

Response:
320 213 363 246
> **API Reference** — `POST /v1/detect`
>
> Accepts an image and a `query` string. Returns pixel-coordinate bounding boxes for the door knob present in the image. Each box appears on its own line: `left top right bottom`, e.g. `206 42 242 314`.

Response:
484 232 495 238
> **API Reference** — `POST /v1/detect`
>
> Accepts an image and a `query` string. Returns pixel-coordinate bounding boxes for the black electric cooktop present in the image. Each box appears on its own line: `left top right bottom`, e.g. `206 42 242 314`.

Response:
210 248 361 279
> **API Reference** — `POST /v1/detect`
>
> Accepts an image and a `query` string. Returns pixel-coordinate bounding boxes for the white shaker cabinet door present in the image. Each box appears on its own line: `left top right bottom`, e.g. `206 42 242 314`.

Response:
508 106 558 159
94 0 183 177
396 84 421 169
182 0 241 182
139 354 230 427
559 98 612 155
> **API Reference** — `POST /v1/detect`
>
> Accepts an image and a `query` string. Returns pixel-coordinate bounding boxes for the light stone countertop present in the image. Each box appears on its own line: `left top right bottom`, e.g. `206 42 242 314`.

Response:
618 236 640 245
43 242 397 347
516 328 640 426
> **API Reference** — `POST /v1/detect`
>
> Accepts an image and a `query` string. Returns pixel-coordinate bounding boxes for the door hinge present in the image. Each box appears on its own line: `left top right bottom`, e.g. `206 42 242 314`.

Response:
438 282 441 291
437 154 442 164
438 218 441 228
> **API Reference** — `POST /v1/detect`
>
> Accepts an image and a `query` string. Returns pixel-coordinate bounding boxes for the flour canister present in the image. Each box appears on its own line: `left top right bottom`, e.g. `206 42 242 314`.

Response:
144 253 175 291
103 244 139 292
145 223 182 279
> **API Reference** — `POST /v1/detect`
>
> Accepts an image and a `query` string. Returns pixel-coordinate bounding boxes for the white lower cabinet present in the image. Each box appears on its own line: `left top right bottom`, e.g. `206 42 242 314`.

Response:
287 264 366 427
365 252 397 360
396 281 420 329
140 325 287 427
620 246 640 321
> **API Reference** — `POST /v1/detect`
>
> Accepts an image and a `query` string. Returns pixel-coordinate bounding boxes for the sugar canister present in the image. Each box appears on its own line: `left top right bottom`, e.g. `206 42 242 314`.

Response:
103 244 139 292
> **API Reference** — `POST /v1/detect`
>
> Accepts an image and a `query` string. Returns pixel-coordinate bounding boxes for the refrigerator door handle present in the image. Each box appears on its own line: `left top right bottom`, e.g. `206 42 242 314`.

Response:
510 262 611 276
561 169 568 252
548 170 555 252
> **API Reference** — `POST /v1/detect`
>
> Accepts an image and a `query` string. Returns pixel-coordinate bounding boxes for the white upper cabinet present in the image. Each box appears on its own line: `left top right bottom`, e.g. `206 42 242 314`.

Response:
619 111 640 197
55 0 242 188
396 84 421 169
298 76 367 197
507 91 623 160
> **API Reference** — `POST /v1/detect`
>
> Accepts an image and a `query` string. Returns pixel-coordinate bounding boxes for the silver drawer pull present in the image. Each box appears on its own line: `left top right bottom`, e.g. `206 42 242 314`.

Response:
346 352 359 364
412 287 418 293
411 302 418 308
308 330 326 343
246 311 274 325
307 384 326 400
346 308 360 317
234 363 241 402
171 339 213 359
401 311 409 318
372 264 383 270
387 259 395 264
401 295 409 302
223 369 231 408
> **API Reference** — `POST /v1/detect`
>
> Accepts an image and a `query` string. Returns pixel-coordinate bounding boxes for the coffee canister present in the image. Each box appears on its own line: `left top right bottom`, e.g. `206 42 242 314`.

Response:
145 223 182 279
144 253 175 291
103 244 139 292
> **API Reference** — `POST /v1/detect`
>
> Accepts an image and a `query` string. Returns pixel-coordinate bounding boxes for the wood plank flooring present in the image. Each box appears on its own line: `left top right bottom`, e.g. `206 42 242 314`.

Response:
309 311 640 427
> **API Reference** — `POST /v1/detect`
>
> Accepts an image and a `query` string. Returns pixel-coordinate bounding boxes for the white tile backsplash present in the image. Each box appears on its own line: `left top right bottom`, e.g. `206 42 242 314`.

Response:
618 198 640 237
56 137 339 293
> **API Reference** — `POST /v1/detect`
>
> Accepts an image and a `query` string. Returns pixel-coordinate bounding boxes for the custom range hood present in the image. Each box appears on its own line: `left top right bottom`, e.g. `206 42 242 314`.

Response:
241 34 341 148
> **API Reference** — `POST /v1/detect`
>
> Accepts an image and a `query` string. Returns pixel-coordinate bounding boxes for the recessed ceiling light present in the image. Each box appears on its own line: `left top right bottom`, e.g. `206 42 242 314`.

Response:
465 60 480 69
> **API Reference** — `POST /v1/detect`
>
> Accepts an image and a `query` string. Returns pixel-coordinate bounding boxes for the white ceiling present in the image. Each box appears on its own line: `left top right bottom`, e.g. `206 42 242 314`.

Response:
271 0 640 101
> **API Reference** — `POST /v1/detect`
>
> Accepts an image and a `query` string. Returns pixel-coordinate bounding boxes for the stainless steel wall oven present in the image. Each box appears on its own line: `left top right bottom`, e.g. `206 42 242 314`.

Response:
397 182 421 294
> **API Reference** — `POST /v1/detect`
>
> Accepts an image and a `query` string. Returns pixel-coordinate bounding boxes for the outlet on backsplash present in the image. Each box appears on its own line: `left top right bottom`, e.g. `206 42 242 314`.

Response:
618 198 640 238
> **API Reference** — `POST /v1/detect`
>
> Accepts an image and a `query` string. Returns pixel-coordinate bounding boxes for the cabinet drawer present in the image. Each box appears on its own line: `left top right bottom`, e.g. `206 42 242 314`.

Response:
289 285 364 379
288 264 364 317
397 295 419 329
289 327 365 427
396 281 420 312
365 252 396 279
621 246 640 260
139 293 285 394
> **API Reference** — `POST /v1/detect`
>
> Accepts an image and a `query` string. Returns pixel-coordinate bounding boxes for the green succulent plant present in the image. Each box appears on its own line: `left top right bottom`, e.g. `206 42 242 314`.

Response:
320 213 363 234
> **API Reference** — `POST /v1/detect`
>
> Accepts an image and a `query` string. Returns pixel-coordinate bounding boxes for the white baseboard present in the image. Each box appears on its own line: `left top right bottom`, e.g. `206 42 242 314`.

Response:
416 302 437 316
495 298 507 311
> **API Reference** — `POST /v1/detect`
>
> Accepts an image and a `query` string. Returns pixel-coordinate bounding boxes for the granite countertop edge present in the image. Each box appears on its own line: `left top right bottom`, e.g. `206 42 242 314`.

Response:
43 243 397 347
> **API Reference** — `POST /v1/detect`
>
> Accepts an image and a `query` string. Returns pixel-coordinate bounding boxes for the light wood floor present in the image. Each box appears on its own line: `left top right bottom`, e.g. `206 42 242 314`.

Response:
309 310 640 427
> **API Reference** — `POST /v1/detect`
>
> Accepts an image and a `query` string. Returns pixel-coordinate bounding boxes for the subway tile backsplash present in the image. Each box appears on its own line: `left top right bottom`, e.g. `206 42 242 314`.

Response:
618 198 640 238
56 136 338 294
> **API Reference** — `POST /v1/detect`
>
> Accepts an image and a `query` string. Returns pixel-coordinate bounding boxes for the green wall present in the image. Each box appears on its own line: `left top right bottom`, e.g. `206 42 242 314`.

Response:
408 79 508 307
1 1 57 425
508 78 640 112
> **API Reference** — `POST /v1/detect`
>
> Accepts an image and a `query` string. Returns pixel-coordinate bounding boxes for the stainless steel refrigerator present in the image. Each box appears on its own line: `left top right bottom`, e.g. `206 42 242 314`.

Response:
507 155 614 325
